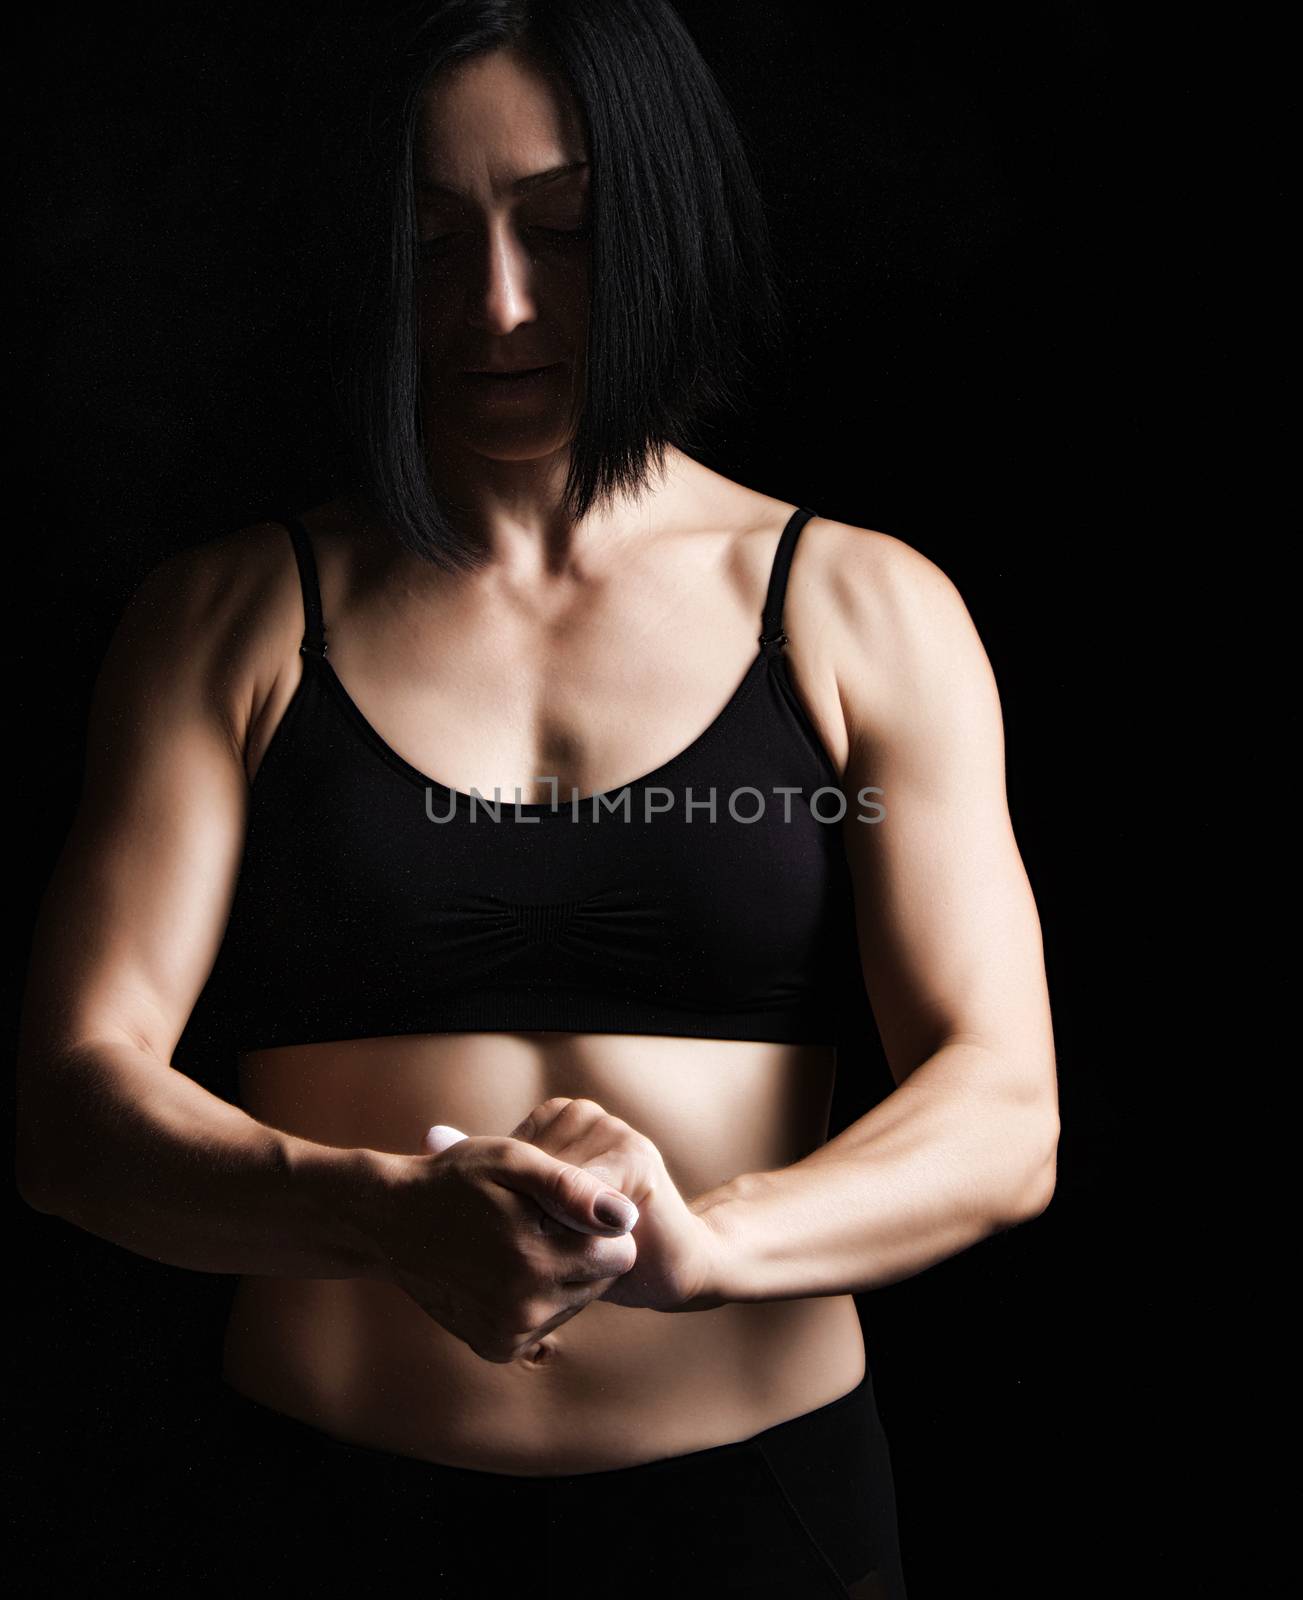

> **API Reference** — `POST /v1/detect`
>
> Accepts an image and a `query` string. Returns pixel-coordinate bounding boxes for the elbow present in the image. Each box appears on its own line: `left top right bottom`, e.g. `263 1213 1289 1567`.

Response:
16 1162 65 1216
16 1119 48 1209
15 1043 92 1216
18 1185 63 1216
16 1132 68 1214
1020 1165 1057 1222
15 1091 74 1216
1002 1118 1059 1225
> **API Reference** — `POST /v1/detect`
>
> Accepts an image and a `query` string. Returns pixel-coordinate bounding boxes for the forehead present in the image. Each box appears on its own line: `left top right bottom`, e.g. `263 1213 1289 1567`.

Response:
415 46 588 196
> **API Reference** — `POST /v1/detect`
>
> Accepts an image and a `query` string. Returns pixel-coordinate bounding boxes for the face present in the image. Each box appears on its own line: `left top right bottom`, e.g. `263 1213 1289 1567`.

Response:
412 46 591 465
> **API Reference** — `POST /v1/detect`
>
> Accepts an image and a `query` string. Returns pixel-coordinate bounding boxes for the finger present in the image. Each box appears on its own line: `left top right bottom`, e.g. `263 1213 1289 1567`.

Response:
497 1144 640 1236
508 1097 578 1144
509 1097 620 1157
536 1209 585 1237
531 1178 634 1237
544 1281 627 1332
525 1198 636 1274
552 1235 637 1285
524 1297 594 1346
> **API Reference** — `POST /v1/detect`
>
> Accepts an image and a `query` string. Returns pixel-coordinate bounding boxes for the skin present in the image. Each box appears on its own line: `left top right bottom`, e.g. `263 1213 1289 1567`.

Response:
18 44 1057 1481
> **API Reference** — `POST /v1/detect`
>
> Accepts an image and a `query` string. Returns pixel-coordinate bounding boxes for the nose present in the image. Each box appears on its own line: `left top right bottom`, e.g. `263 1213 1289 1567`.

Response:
464 219 538 336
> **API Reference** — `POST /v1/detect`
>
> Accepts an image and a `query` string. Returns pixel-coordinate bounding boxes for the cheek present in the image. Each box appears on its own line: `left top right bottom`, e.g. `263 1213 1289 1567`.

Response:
545 259 591 333
414 283 457 356
414 274 443 315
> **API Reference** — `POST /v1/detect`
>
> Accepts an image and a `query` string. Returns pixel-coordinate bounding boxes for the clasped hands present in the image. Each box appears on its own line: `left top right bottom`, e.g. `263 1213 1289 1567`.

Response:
424 1097 729 1314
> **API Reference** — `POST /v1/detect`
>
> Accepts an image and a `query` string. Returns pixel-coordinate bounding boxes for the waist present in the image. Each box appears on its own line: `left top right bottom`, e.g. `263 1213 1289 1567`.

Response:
221 1276 866 1475
235 1030 837 1183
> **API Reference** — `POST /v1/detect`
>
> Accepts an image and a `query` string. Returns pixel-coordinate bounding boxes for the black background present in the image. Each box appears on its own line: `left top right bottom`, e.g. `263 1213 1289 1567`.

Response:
9 4 1202 1595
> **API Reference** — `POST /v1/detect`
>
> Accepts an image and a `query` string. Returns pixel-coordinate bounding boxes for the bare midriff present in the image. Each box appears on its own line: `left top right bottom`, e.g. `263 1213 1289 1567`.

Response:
221 1028 866 1476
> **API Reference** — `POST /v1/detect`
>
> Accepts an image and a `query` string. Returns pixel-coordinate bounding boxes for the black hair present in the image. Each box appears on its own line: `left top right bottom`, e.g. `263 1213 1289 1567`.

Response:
273 0 786 572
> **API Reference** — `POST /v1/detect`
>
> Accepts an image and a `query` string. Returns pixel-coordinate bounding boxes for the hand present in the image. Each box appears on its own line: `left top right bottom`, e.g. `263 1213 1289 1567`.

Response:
367 1127 642 1364
507 1098 728 1312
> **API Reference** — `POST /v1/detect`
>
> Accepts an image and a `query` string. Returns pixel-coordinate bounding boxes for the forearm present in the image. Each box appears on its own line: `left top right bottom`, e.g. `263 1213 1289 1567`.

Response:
17 1038 396 1280
696 1037 1058 1303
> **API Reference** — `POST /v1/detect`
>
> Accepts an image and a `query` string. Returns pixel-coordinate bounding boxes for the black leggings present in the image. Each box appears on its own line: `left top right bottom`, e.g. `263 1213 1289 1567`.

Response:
157 1369 909 1597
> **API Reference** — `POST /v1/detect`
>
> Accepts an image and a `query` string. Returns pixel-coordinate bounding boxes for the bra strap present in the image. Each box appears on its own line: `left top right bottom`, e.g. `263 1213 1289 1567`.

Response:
280 514 328 658
759 506 816 654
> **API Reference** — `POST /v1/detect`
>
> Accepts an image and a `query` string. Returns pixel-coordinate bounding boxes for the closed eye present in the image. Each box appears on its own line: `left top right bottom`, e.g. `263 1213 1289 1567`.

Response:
418 224 591 257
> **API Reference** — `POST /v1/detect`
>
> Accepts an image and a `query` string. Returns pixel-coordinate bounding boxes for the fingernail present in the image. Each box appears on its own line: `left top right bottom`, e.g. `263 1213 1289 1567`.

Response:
595 1194 638 1231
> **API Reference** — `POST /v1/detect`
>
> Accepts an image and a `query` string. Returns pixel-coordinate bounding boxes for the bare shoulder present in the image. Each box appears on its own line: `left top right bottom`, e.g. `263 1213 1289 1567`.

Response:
794 514 971 644
123 518 297 633
792 514 997 744
104 515 310 758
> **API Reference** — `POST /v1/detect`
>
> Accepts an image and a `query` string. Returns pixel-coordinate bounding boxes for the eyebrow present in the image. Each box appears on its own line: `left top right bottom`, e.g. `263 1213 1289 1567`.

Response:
416 161 589 200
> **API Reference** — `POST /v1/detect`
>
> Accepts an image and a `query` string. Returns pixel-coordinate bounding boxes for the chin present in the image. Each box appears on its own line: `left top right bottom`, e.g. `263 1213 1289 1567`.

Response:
444 422 578 462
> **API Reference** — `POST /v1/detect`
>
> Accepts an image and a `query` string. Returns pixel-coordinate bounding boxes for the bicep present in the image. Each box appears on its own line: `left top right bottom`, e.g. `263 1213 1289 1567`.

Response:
19 553 253 1073
837 539 1055 1099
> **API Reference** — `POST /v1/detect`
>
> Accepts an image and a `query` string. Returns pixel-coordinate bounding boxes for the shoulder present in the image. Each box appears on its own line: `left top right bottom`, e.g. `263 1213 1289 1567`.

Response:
118 517 306 662
791 514 997 745
794 514 970 639
103 515 313 749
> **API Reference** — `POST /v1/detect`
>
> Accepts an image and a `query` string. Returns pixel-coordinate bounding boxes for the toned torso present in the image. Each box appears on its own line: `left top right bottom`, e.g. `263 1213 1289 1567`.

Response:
219 459 867 1475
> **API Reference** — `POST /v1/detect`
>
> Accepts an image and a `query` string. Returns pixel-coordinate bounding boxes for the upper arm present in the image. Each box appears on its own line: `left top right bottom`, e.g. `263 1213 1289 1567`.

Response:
16 531 284 1191
821 523 1058 1122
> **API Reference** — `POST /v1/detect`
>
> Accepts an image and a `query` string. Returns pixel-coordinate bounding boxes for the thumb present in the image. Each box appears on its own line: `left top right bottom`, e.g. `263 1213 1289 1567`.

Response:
494 1140 640 1237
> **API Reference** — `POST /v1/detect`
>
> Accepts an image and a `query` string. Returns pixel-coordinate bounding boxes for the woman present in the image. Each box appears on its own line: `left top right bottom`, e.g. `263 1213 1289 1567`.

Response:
15 4 1058 1596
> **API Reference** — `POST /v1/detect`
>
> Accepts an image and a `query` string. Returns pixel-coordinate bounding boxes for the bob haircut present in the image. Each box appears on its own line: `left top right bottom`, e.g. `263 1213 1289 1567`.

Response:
275 0 786 573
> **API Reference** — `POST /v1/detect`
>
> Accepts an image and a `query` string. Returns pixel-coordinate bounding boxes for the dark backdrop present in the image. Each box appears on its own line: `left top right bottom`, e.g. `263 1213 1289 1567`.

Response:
9 4 1190 1596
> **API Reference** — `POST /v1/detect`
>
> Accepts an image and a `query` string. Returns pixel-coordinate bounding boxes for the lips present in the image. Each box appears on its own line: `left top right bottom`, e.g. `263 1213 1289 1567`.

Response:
463 363 560 377
457 363 565 394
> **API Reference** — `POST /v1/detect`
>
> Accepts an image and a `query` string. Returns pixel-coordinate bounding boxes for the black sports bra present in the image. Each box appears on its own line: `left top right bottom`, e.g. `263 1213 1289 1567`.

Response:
189 506 871 1053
